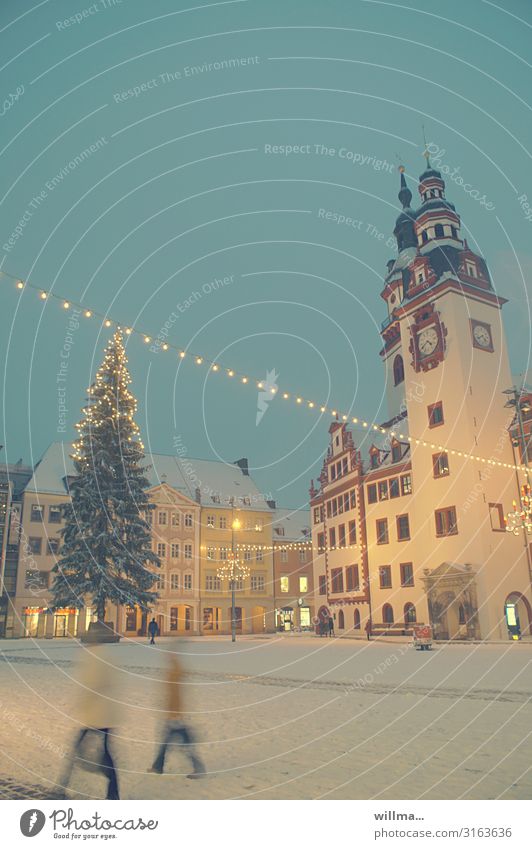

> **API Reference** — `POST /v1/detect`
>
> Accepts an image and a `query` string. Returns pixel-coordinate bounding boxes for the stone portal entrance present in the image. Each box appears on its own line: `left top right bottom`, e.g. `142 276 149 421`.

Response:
422 563 480 640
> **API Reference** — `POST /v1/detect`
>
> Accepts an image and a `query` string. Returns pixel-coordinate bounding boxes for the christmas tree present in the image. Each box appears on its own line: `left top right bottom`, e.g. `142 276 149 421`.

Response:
51 329 160 629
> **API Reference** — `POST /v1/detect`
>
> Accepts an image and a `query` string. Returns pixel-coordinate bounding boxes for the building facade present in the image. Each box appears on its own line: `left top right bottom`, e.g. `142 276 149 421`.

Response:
0 462 33 637
272 508 314 631
312 159 532 640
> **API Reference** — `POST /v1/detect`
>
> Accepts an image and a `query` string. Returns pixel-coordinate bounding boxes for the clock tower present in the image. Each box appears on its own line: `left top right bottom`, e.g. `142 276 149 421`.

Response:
377 156 531 640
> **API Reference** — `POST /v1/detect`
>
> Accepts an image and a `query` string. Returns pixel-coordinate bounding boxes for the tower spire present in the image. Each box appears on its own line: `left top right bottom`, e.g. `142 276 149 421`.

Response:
398 165 412 209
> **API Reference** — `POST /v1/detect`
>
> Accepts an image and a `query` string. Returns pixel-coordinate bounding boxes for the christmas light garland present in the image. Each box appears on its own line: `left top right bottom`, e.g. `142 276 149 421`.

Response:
2 269 528 474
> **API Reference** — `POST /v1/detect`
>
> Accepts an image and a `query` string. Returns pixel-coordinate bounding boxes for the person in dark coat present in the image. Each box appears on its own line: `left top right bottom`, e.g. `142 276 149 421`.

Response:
365 618 372 641
328 616 335 637
148 618 159 645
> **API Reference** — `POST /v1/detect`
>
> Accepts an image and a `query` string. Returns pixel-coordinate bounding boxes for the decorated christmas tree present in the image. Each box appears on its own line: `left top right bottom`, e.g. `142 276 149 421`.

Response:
51 329 160 633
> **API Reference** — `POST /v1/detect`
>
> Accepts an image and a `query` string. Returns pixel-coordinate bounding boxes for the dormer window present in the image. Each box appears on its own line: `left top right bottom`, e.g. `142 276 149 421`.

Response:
391 443 402 463
465 261 477 277
417 271 425 284
370 452 379 470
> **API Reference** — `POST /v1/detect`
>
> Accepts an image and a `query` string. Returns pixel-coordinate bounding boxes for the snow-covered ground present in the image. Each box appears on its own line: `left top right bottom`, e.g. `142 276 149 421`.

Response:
1 635 531 800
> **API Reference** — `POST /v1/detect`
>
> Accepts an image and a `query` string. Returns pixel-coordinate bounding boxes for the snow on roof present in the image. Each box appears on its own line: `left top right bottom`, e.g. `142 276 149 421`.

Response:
24 442 273 511
272 507 311 541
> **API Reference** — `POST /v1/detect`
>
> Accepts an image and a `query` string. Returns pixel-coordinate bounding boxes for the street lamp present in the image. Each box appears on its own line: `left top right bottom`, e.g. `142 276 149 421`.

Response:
503 387 532 534
216 513 249 642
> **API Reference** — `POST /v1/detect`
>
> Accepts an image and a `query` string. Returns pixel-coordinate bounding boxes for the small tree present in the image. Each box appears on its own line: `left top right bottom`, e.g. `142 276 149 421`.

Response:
51 329 160 625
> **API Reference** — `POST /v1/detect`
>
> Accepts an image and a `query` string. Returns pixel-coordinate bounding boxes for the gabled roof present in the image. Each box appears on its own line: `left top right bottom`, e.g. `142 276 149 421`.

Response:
272 507 311 542
23 442 273 512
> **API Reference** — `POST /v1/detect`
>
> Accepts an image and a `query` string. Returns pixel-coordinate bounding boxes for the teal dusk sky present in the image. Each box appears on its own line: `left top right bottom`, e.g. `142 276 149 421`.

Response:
1 0 531 508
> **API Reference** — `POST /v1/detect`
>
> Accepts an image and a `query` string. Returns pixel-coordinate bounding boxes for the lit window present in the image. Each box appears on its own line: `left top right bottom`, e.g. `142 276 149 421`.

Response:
378 481 388 501
401 475 412 495
435 506 458 536
280 576 289 593
171 512 179 526
206 515 215 528
299 576 308 593
433 452 450 477
206 547 215 560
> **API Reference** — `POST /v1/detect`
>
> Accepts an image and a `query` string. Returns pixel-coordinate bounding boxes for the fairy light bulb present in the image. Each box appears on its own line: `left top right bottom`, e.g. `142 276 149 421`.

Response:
40 291 47 300
16 280 24 290
63 301 70 309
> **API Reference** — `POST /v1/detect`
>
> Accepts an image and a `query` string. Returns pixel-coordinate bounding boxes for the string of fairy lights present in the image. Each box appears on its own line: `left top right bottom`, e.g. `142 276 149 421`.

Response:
2 268 528 474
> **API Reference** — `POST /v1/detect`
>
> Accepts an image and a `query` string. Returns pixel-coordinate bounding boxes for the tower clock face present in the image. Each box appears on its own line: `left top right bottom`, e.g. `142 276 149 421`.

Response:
473 323 492 348
417 327 439 356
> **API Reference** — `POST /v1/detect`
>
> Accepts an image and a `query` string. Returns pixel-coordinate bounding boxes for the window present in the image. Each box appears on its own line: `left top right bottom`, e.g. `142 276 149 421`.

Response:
349 490 356 509
397 514 410 540
183 574 192 590
251 575 265 592
256 549 264 563
379 566 392 588
401 474 412 495
331 568 344 593
299 576 308 593
184 513 193 528
158 511 167 525
206 515 215 528
435 506 458 536
389 477 400 498
219 547 228 561
367 484 377 504
155 574 165 590
313 507 321 524
404 602 417 624
219 516 227 529
24 569 48 589
434 223 444 239
378 481 388 501
206 547 215 560
30 505 44 522
206 575 221 592
329 528 336 549
243 549 252 562
370 452 379 470
338 610 345 630
428 401 444 428
421 229 428 244
171 512 179 527
391 443 402 464
171 573 180 591
48 505 62 523
184 544 193 559
400 563 414 587
171 543 180 559
346 565 360 592
317 532 325 552
376 518 389 544
280 576 289 593
46 538 60 555
433 452 450 477
465 260 477 277
489 503 505 532
354 609 361 630
393 355 405 386
280 549 288 563
157 543 166 558
318 574 327 595
338 524 346 547
459 604 466 625
382 603 394 624
170 608 178 631
348 520 357 545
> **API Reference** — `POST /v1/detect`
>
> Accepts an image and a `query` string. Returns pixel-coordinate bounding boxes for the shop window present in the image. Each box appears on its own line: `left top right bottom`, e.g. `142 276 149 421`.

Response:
428 402 444 428
367 484 377 504
30 505 44 522
338 610 345 630
489 503 505 532
435 506 458 536
397 514 410 540
299 576 308 593
404 603 417 624
376 519 389 544
393 355 405 386
280 576 289 593
331 568 344 593
433 452 450 477
318 575 327 595
48 505 62 523
379 566 392 589
354 609 361 629
400 563 414 587
382 603 394 624
126 606 137 632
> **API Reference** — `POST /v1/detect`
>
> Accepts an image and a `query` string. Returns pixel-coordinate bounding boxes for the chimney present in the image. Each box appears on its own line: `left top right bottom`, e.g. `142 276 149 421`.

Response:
233 457 249 476
266 499 276 509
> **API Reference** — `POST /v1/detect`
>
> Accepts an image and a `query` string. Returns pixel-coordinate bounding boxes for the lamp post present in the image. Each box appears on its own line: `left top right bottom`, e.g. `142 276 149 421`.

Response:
216 509 248 642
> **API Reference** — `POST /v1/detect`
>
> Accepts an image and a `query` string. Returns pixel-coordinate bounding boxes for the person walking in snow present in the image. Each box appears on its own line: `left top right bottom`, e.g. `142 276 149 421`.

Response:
365 618 372 641
328 615 335 637
148 617 159 645
148 648 205 779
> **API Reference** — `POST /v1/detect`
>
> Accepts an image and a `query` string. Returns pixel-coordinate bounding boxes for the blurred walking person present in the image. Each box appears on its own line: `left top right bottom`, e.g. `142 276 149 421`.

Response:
328 615 335 637
148 617 159 645
59 644 120 800
149 647 205 778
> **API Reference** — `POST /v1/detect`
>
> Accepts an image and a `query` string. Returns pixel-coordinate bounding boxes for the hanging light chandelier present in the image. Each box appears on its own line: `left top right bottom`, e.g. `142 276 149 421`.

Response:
505 483 532 535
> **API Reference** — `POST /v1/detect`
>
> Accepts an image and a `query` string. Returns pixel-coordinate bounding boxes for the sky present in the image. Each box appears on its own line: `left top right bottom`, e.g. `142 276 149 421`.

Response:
0 0 531 510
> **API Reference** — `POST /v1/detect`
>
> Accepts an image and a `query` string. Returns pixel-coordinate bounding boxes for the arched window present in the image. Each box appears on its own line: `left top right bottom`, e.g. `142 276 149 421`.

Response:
383 603 394 624
404 603 417 624
338 610 345 630
354 609 361 629
458 604 466 625
434 223 444 238
393 355 405 386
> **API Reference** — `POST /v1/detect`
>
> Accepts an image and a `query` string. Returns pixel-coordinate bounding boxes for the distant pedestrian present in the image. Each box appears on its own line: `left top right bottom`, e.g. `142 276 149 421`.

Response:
149 648 205 779
59 645 120 800
365 618 372 641
319 619 326 637
148 618 159 645
328 616 335 637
